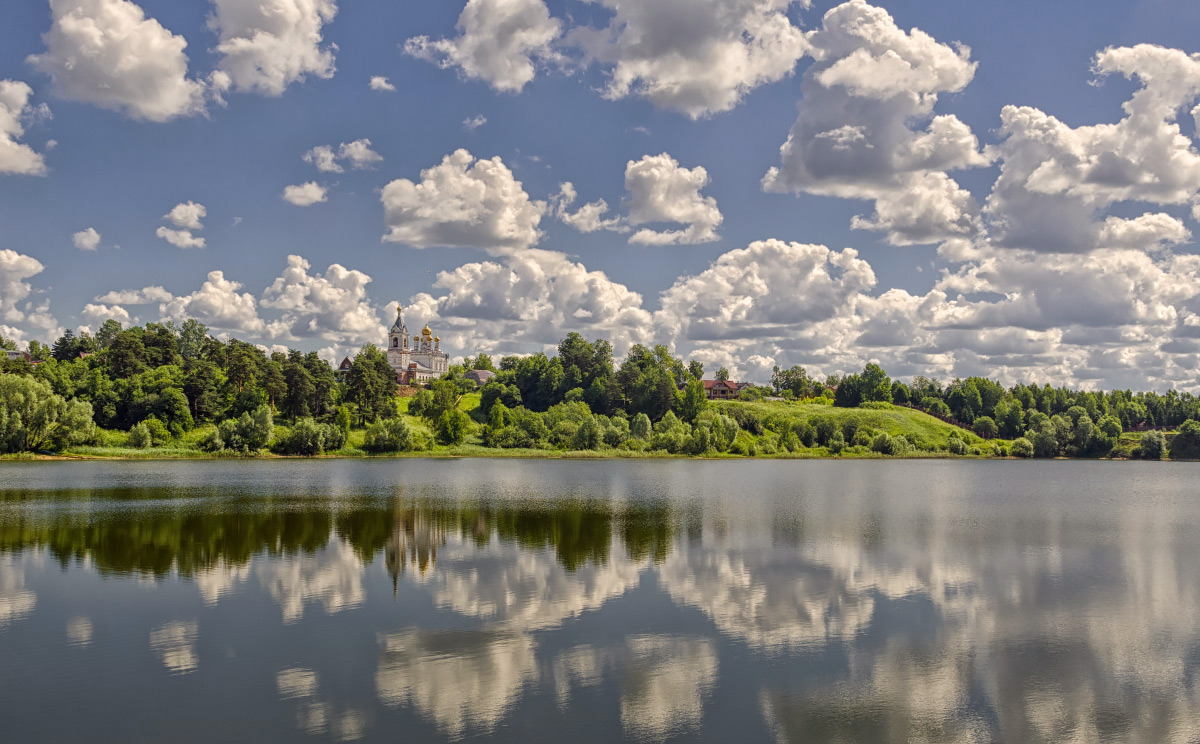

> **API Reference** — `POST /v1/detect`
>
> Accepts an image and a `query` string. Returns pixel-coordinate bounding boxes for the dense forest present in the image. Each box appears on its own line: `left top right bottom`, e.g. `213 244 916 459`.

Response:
2 320 1199 460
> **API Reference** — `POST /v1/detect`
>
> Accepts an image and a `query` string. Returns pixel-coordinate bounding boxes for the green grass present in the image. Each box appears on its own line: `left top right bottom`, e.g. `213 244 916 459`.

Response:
713 399 999 452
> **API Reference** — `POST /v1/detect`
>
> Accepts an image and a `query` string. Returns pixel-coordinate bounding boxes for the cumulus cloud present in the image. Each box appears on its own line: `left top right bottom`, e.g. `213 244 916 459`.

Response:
380 149 546 252
463 114 487 131
0 250 49 329
568 0 809 118
73 227 101 251
0 81 49 176
303 139 380 172
27 0 206 122
80 302 131 327
369 75 395 92
984 44 1200 253
161 271 265 334
625 153 722 245
164 201 206 230
261 255 382 344
283 181 328 206
156 226 206 249
412 248 654 355
552 182 625 234
207 0 339 96
763 0 987 245
404 0 561 93
94 286 173 305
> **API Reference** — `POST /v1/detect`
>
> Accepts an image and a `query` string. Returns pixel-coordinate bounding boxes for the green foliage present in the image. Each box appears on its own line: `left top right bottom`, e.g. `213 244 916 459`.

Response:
127 422 153 449
334 405 352 436
141 417 172 446
1140 430 1167 460
678 378 707 422
274 418 346 455
436 408 470 445
364 418 418 453
0 374 95 452
972 416 999 439
1169 419 1200 459
629 412 652 440
1010 437 1033 457
348 344 396 423
202 405 274 454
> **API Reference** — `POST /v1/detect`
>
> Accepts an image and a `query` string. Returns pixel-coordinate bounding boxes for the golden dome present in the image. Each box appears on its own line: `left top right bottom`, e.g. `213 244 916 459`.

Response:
422 325 432 336
434 335 440 343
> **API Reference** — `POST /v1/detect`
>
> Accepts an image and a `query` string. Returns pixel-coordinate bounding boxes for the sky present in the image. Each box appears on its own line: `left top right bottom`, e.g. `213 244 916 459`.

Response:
3 0 1200 390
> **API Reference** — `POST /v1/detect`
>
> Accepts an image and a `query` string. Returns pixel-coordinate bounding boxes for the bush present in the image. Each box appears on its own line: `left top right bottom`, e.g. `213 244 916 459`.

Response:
859 401 894 410
946 433 968 456
202 405 274 453
275 418 345 456
1169 419 1200 459
142 417 172 446
972 416 998 439
1010 437 1034 458
1141 430 1167 460
811 416 836 446
363 418 416 453
630 412 652 440
334 405 351 437
794 421 816 448
828 432 846 455
127 422 153 449
436 408 470 446
572 416 601 450
0 374 95 452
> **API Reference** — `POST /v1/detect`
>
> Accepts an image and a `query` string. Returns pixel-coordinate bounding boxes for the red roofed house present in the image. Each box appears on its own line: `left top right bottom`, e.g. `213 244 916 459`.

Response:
702 379 741 400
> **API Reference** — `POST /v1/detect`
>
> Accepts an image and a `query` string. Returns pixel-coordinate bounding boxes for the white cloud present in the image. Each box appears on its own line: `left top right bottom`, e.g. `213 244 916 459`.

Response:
160 271 265 334
369 75 395 92
415 248 654 355
657 239 875 356
261 254 382 343
0 250 49 328
164 201 206 230
336 138 382 169
568 0 808 119
405 0 561 93
763 0 987 245
552 182 625 234
1098 213 1191 251
207 0 339 96
303 139 380 173
73 227 101 251
625 153 722 245
27 0 206 122
283 181 328 206
94 286 173 305
0 81 49 176
984 44 1200 253
380 149 546 252
80 302 131 327
463 114 487 131
156 226 206 249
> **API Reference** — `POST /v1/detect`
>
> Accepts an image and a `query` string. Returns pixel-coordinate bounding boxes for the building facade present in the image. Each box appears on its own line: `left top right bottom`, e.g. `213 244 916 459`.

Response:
386 304 449 384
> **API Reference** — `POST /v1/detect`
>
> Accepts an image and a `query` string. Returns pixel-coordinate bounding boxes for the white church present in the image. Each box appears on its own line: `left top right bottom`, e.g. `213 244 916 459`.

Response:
386 304 449 383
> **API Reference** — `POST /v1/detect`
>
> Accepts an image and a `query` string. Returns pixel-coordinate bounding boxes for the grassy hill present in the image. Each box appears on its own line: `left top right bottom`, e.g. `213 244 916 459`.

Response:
712 399 998 454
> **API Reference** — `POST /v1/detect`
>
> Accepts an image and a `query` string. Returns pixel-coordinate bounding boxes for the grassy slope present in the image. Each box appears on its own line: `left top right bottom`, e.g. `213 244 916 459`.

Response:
713 399 995 451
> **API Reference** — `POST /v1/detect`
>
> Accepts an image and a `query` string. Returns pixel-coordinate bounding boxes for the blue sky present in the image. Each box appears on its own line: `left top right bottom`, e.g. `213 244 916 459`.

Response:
2 0 1200 389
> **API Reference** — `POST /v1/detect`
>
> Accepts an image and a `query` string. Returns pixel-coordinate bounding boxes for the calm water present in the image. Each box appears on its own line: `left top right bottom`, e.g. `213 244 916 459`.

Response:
1 460 1199 743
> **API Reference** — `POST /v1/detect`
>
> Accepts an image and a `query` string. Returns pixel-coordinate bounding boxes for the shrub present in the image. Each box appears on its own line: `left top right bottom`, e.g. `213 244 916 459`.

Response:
127 422 153 449
275 418 345 455
142 417 172 446
629 412 652 440
202 405 274 453
795 421 816 448
972 416 998 439
1169 419 1200 459
828 432 846 455
364 418 415 453
1010 437 1034 458
436 408 470 446
334 405 352 437
811 416 836 446
1141 430 1167 460
0 374 95 453
859 401 894 410
946 434 968 456
572 416 601 450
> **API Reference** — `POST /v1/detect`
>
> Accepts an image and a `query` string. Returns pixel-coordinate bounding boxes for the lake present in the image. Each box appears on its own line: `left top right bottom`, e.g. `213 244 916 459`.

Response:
1 459 1198 743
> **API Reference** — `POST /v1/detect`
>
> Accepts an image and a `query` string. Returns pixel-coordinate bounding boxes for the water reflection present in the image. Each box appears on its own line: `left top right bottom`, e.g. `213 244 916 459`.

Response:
1 461 1200 743
376 629 539 738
